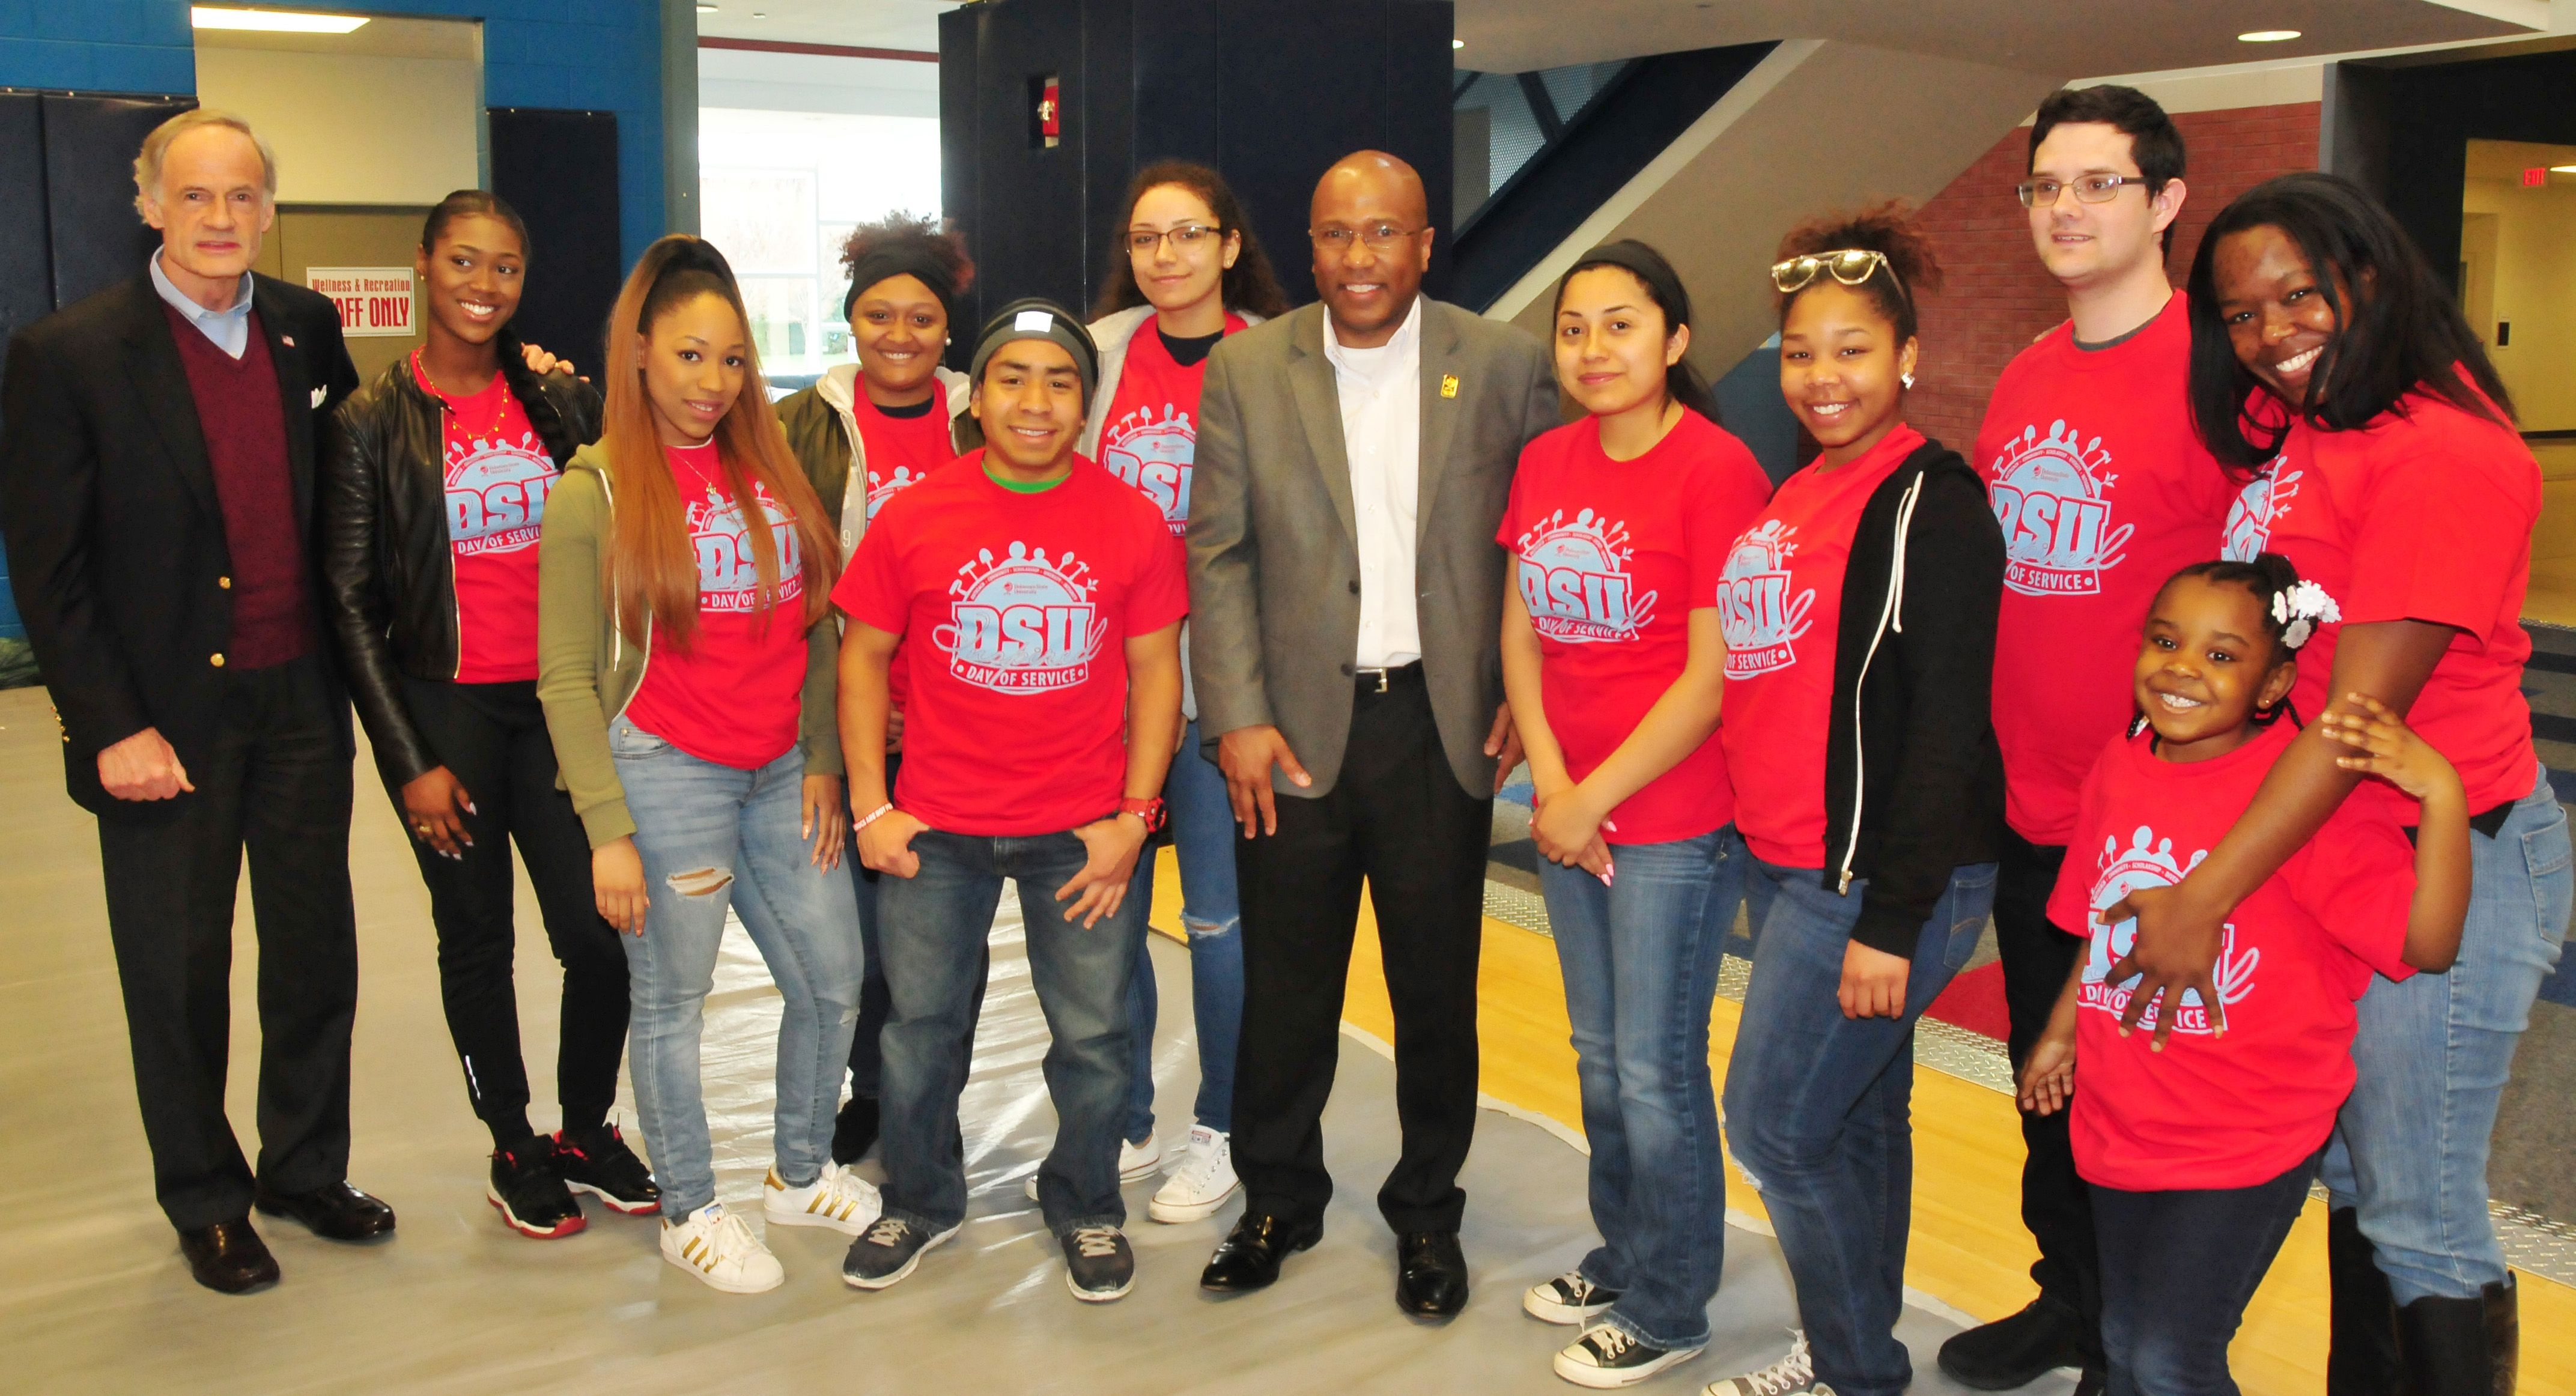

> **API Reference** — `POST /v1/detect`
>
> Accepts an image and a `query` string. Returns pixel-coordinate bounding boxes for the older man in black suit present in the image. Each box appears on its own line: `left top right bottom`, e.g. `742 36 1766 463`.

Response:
0 109 390 1293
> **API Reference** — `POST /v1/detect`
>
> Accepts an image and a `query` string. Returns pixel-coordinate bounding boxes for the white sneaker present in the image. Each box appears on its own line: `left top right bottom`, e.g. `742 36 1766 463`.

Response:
1024 1135 1165 1201
1148 1126 1240 1223
763 1161 882 1236
660 1201 784 1293
1705 1332 1822 1396
1525 1269 1622 1324
1555 1323 1704 1389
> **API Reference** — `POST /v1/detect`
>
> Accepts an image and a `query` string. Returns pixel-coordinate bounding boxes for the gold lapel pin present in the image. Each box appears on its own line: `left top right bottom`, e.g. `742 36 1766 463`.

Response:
1440 374 1460 399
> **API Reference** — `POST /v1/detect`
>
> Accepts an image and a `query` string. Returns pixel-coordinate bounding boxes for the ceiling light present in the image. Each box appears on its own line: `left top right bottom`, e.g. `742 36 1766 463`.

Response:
2554 165 2576 174
2238 29 2301 42
190 6 368 31
1453 38 1465 49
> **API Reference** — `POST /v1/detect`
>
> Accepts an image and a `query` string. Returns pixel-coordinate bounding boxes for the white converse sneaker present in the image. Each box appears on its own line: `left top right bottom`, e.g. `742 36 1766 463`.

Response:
1705 1331 1821 1396
1024 1135 1167 1201
660 1201 783 1293
1555 1323 1704 1389
1525 1269 1623 1324
762 1161 882 1236
1148 1126 1241 1223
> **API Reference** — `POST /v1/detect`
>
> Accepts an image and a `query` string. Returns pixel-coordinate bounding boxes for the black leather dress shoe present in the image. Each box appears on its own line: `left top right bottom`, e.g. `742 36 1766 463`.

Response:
178 1218 279 1294
253 1180 398 1241
1199 1212 1322 1292
1396 1230 1469 1316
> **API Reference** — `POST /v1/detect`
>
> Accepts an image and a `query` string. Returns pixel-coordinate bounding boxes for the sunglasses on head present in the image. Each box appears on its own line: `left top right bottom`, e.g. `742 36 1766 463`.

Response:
1770 249 1905 299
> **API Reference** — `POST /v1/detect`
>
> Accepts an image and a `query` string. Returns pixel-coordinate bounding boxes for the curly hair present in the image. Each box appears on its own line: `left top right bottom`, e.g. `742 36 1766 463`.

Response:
1090 161 1293 321
1772 200 1943 342
837 211 975 318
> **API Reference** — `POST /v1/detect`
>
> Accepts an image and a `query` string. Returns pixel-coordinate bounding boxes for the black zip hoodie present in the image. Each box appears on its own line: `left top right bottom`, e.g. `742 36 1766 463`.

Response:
1818 435 2008 957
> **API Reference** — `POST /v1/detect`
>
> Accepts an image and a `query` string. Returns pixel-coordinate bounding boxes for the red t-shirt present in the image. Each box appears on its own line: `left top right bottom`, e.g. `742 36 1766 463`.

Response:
2253 386 2541 819
1097 315 1247 535
1498 411 1772 843
1980 293 2237 846
2048 718 2416 1191
1717 424 1923 867
833 453 1190 836
418 356 556 684
849 393 955 712
622 442 813 770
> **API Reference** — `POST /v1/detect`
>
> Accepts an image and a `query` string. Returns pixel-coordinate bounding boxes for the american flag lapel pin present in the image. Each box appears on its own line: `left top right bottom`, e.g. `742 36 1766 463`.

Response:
1439 374 1459 399
282 335 296 347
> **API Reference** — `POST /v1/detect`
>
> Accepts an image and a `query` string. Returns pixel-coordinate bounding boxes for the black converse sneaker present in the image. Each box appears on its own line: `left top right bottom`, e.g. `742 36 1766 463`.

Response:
552 1123 662 1216
1525 1269 1624 1324
1555 1323 1703 1389
1062 1225 1135 1303
487 1139 585 1239
843 1216 959 1291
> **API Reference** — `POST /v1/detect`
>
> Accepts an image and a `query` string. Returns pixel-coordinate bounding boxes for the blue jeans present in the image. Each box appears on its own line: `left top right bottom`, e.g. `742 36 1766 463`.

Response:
878 828 1145 1236
1721 848 1997 1396
2321 767 2572 1303
1540 827 1741 1350
2094 1152 2320 1396
1119 718 1247 1140
609 722 864 1217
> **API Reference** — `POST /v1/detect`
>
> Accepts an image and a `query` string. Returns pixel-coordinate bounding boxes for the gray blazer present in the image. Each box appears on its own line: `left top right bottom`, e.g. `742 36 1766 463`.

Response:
1188 297 1560 798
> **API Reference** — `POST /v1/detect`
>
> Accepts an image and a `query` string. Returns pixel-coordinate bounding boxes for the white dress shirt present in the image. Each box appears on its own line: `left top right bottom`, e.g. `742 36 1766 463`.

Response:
1323 296 1424 668
150 250 256 360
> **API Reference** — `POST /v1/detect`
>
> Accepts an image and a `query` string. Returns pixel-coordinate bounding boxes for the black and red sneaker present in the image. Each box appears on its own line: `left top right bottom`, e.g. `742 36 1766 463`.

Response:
553 1123 661 1216
487 1140 586 1239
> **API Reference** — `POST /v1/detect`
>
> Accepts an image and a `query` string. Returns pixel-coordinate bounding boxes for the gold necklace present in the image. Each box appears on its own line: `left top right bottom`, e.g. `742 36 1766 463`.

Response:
412 348 509 437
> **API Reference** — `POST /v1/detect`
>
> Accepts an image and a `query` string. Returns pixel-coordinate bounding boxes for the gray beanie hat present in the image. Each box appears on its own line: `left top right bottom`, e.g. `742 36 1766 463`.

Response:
968 297 1100 402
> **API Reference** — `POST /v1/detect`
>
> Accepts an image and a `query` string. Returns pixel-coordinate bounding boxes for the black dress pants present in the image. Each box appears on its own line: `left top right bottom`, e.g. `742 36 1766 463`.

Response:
396 677 627 1144
1232 666 1490 1234
1996 829 2103 1362
97 654 359 1231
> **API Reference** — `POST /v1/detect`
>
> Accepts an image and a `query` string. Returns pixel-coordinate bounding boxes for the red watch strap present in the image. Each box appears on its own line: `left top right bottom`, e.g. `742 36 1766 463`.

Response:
1118 797 1167 831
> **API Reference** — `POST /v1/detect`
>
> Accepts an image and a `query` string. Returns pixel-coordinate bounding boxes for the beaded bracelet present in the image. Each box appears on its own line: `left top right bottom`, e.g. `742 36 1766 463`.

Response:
852 802 896 833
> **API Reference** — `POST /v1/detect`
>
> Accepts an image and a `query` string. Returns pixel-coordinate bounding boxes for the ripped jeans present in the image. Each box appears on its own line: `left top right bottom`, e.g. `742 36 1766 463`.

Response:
610 721 863 1217
1120 718 1245 1140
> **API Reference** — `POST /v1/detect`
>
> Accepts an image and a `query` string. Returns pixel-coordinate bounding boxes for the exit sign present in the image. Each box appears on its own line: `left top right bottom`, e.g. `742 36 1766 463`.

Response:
2526 168 2550 187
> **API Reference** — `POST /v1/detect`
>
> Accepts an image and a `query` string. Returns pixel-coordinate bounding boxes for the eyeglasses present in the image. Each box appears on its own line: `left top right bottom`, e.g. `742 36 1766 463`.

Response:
1310 222 1424 253
2015 174 2144 208
1770 249 1906 299
1128 224 1223 254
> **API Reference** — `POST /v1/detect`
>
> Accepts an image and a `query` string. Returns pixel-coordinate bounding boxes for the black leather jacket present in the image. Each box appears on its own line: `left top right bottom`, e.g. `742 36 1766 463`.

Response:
321 352 600 789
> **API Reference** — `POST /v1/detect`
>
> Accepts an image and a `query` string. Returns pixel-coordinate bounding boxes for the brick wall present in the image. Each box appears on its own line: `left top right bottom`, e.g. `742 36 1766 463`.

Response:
1907 102 2321 452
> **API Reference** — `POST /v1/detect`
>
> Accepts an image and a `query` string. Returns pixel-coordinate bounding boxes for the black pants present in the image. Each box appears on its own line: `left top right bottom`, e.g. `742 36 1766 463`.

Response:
97 654 359 1231
396 677 628 1146
1997 829 2103 1361
2094 1152 2318 1395
1232 666 1490 1234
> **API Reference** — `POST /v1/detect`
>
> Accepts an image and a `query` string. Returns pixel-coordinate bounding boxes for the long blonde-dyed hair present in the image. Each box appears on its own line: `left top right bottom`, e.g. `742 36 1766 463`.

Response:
598 235 836 649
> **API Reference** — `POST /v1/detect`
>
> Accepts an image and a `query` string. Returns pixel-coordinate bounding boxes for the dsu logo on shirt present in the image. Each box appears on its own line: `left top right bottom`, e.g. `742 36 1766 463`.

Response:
2222 458 2300 562
445 432 556 556
1988 420 2133 597
2080 825 2258 1035
1513 508 1656 644
1716 520 1812 679
866 465 931 521
933 541 1105 693
686 484 803 613
1102 405 1194 536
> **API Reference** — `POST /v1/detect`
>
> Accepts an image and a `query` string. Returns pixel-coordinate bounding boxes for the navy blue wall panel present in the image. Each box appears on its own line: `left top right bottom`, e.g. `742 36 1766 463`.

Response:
0 94 52 386
2372 48 2576 299
43 93 193 311
490 108 624 377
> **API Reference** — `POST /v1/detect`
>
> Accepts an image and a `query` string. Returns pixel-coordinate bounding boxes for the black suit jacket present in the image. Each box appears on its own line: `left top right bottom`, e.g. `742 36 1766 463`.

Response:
0 272 362 819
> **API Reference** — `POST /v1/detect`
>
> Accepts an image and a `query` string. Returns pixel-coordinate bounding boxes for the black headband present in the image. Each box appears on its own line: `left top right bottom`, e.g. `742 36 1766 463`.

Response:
843 246 959 326
1559 240 1692 330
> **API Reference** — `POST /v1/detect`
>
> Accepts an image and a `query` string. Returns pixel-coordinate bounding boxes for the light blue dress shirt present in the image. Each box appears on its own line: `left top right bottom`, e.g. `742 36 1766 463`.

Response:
149 249 255 360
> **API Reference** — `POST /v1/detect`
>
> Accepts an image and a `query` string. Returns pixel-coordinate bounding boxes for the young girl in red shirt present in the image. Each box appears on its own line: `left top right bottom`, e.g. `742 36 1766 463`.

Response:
2019 553 2467 1392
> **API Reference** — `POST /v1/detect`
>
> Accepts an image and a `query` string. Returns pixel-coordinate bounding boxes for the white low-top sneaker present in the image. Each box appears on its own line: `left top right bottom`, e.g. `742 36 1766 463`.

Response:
1024 1135 1166 1201
763 1161 882 1236
1705 1331 1821 1396
660 1201 784 1293
1148 1126 1241 1223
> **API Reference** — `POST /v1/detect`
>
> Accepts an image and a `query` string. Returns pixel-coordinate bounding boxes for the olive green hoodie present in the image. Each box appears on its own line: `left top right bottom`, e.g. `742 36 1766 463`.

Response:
536 441 843 849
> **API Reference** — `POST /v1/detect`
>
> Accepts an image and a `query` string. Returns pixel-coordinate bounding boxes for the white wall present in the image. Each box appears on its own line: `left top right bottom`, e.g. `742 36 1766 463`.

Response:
697 47 937 119
195 47 481 205
2464 177 2576 431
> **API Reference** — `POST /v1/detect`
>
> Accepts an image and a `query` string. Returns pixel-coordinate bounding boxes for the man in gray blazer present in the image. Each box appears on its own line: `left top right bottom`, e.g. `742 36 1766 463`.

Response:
1187 150 1558 1316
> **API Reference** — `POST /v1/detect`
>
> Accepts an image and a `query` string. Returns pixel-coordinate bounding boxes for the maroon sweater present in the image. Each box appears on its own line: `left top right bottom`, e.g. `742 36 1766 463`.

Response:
164 304 314 668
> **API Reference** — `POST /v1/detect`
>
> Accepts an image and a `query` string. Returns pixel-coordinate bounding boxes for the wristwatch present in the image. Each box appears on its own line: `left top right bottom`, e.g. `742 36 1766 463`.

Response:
1117 796 1167 832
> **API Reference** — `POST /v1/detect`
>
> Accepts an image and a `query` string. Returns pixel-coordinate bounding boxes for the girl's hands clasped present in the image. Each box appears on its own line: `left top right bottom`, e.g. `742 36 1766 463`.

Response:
1529 780 1615 882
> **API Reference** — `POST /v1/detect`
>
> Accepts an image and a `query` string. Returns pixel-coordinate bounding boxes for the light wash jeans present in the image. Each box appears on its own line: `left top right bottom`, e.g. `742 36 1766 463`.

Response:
1539 826 1741 1350
2321 767 2572 1303
878 829 1144 1236
1722 848 1997 1396
609 721 864 1217
1119 718 1247 1141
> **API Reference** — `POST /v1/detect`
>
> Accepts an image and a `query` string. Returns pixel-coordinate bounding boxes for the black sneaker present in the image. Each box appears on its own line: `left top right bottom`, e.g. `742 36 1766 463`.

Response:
831 1094 881 1166
1525 1269 1624 1324
1062 1225 1135 1303
553 1124 662 1216
843 1216 959 1291
487 1139 585 1239
1936 1294 2088 1390
1553 1323 1703 1389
